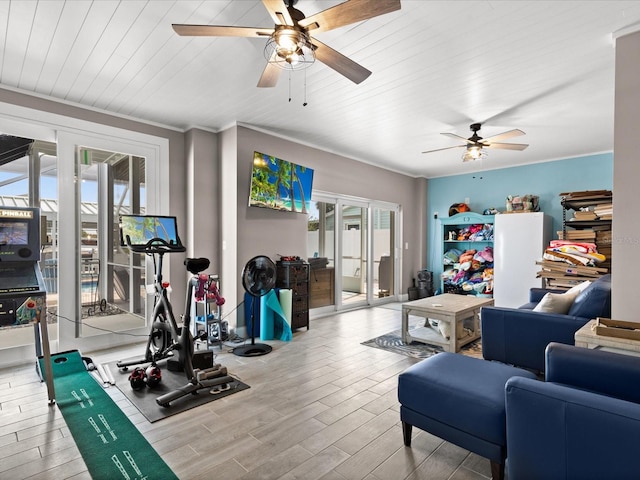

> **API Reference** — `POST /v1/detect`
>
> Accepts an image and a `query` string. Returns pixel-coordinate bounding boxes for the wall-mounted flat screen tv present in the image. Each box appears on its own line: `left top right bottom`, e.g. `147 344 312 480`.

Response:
249 151 314 214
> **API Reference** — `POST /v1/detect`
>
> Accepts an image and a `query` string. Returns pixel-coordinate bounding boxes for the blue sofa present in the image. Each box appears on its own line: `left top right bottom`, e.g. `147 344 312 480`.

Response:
506 343 640 479
481 274 611 372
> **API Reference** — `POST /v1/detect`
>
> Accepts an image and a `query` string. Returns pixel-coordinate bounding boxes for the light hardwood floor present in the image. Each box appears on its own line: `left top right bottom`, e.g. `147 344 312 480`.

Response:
0 304 493 480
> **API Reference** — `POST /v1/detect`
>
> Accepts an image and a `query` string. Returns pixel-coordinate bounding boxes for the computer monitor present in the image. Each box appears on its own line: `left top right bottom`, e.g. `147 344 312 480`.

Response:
119 215 180 247
0 207 41 262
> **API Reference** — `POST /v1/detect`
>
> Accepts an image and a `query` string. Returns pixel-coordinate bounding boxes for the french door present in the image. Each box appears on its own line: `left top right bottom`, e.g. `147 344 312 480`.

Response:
0 106 168 367
309 193 400 310
77 147 147 337
57 131 167 354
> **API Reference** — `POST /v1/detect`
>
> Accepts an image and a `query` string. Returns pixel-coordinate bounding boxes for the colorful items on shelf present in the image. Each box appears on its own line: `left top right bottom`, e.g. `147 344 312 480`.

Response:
543 240 606 267
537 239 608 289
448 223 494 242
442 246 494 296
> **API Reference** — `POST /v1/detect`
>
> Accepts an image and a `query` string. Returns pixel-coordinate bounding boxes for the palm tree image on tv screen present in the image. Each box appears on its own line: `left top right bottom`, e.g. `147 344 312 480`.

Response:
249 151 314 214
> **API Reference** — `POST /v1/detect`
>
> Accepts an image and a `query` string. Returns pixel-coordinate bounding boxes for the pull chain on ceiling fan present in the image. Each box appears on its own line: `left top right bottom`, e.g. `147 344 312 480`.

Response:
422 123 529 162
172 0 401 87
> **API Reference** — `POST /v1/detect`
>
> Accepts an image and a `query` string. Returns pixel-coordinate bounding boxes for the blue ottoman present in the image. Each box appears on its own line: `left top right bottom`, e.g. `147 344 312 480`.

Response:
398 352 538 480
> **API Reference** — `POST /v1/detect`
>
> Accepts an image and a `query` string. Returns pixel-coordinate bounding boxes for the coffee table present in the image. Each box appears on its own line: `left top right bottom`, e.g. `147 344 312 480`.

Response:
574 319 640 356
401 293 494 353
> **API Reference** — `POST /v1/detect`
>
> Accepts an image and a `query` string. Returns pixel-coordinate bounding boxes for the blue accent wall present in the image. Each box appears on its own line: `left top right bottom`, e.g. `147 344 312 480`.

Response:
426 153 613 278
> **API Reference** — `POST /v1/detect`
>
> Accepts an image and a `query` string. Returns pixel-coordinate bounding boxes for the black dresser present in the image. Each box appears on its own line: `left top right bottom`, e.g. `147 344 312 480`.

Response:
276 260 309 330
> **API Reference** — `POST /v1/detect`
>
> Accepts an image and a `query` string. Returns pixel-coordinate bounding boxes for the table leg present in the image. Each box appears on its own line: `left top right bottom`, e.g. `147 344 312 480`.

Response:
475 308 481 334
449 316 457 352
402 308 410 343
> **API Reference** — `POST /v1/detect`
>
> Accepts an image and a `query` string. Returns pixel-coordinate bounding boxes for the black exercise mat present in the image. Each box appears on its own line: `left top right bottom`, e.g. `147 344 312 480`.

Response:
107 360 250 423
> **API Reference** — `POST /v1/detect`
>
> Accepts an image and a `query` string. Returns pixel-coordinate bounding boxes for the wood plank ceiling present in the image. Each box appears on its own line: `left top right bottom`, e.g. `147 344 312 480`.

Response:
1 0 639 178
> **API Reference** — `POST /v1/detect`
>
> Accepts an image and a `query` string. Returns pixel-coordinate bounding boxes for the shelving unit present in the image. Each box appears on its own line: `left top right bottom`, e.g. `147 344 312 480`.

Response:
538 190 612 289
276 260 310 330
440 212 495 296
560 190 612 272
191 274 224 350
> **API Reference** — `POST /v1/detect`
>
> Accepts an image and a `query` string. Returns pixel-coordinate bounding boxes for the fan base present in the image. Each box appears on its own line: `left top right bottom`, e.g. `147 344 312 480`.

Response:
233 343 272 357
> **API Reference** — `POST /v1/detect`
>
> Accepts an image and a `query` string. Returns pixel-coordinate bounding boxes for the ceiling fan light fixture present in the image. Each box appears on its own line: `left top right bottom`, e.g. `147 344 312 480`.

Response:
264 27 315 71
276 28 298 51
462 146 487 162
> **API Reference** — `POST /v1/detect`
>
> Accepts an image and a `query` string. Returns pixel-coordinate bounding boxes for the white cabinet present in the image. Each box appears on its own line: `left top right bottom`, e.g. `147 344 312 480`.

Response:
493 212 551 308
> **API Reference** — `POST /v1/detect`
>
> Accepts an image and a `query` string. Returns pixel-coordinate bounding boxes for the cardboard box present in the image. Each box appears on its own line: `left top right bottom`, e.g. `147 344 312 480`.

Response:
594 317 640 341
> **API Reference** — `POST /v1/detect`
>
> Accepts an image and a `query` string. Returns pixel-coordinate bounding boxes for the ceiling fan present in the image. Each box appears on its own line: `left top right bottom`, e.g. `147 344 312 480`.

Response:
172 0 401 87
422 123 529 162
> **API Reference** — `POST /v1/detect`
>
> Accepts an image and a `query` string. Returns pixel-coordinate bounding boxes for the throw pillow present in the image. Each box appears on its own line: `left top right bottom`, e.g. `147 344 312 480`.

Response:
533 289 581 314
565 280 592 296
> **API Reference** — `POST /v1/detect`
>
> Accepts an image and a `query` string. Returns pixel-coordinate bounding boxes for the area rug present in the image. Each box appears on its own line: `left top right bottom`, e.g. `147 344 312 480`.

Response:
361 328 483 359
40 350 177 480
107 359 250 423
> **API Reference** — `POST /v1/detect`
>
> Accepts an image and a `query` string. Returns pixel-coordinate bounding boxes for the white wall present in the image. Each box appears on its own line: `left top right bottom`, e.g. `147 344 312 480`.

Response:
612 29 640 319
219 125 428 329
220 127 239 329
185 128 220 280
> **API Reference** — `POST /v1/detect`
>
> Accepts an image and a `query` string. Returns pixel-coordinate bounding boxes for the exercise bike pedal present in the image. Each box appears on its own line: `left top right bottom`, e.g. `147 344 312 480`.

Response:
195 330 208 342
166 358 184 372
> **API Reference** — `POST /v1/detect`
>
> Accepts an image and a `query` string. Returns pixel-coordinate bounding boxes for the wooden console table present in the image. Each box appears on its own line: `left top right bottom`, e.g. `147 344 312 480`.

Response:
309 267 334 309
401 293 494 353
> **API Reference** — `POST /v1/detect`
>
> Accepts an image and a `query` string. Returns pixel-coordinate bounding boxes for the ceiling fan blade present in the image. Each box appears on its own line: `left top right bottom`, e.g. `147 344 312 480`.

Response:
262 0 294 26
299 0 401 34
311 38 371 84
257 57 282 88
482 129 525 143
172 24 273 37
422 145 465 154
485 142 529 151
441 132 471 142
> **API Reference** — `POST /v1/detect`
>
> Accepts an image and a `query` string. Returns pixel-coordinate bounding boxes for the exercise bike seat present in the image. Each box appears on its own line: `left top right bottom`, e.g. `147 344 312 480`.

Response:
185 257 210 274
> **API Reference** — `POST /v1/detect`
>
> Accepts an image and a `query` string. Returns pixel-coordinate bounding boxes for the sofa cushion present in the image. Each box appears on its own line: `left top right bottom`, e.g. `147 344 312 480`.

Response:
567 274 611 319
519 302 537 310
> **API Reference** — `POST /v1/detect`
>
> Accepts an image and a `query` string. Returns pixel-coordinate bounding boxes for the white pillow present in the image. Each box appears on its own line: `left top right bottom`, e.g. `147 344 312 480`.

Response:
565 280 592 296
532 281 591 314
533 289 580 314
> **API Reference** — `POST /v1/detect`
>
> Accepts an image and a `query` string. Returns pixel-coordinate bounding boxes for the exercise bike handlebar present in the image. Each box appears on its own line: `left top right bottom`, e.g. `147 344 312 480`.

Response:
125 235 187 255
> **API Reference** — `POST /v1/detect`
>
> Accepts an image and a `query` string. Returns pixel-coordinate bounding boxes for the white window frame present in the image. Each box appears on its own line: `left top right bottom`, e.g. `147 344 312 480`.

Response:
0 101 169 366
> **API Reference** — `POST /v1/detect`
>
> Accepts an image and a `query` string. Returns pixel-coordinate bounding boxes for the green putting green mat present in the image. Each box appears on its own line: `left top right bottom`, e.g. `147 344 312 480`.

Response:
41 350 177 480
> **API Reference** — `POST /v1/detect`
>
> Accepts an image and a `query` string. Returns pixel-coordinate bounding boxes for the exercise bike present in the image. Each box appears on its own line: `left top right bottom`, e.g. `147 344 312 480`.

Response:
117 222 233 407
